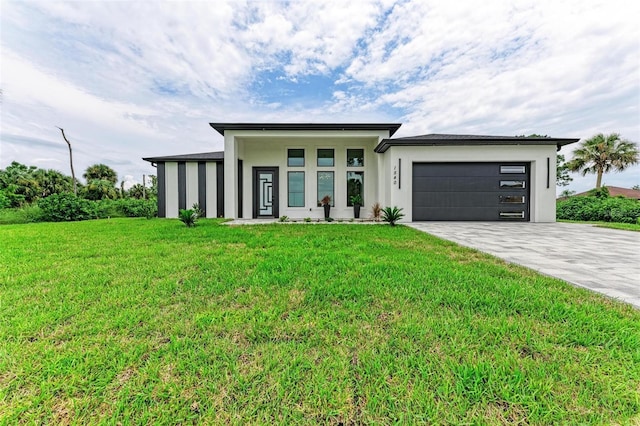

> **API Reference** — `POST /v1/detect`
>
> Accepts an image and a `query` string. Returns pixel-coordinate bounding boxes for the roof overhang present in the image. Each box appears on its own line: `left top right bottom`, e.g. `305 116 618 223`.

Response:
210 122 402 137
142 151 224 163
374 135 580 153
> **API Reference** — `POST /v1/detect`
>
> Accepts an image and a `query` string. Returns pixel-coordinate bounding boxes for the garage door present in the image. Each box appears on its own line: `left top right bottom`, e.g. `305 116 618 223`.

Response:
412 163 530 221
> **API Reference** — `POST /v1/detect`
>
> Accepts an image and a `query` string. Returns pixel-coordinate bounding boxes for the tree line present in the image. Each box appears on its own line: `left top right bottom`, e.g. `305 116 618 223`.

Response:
0 162 156 209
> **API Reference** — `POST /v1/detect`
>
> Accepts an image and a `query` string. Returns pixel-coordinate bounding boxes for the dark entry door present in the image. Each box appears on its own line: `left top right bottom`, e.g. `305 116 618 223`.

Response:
253 167 279 218
412 162 530 221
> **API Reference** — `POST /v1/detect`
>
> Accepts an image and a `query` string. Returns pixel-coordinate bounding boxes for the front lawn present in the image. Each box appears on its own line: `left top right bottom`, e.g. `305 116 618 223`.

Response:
1 219 638 424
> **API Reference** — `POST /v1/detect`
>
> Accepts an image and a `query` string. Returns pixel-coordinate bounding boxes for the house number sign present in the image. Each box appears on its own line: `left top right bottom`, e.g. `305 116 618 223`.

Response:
393 159 401 188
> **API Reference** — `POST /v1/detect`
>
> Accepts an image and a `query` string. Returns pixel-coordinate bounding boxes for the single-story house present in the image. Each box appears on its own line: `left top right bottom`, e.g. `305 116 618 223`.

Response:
143 123 579 222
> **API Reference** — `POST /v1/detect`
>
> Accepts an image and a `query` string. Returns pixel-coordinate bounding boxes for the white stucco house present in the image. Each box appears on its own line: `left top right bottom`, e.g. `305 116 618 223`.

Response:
143 123 579 222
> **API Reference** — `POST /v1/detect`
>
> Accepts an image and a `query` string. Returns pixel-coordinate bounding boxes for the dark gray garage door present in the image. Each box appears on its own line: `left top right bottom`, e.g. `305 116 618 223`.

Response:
412 162 530 221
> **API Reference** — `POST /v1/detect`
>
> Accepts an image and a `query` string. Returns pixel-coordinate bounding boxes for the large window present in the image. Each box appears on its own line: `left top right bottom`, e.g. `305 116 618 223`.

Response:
317 149 334 167
347 171 364 206
288 172 304 207
317 171 334 206
347 149 364 167
287 149 304 167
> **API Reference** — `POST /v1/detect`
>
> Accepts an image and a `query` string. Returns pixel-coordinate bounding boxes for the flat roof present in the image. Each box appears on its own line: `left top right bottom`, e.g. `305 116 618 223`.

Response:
142 151 224 163
210 122 402 137
374 133 580 153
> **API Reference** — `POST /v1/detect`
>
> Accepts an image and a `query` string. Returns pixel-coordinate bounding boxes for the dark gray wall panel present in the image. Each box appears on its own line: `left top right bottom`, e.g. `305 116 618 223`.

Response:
177 162 186 210
238 159 243 218
157 162 166 218
216 162 224 218
198 162 207 217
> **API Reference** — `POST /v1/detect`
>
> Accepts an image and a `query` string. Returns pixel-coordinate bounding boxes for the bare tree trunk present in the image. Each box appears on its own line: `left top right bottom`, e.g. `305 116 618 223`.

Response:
57 127 77 195
596 169 603 189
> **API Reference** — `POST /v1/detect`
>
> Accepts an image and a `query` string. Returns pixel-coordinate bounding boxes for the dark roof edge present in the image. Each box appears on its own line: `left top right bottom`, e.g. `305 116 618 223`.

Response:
374 137 581 153
209 123 402 137
142 151 224 163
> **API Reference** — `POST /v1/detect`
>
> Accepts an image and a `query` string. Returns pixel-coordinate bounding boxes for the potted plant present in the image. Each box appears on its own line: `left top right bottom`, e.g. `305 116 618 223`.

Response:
350 193 363 219
321 195 331 219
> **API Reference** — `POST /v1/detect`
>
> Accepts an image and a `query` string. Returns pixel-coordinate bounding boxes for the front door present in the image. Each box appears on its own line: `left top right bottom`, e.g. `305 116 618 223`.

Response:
253 167 279 218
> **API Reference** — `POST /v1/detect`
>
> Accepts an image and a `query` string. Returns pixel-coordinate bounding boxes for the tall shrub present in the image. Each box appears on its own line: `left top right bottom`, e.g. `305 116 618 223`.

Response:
38 193 97 222
557 196 640 223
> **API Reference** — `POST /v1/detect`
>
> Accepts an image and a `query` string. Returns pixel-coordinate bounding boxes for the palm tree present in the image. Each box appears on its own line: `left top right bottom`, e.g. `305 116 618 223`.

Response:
568 133 639 189
83 164 118 185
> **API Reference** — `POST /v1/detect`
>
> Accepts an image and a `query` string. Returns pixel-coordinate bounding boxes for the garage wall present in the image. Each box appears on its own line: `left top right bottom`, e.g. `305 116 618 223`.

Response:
384 145 557 222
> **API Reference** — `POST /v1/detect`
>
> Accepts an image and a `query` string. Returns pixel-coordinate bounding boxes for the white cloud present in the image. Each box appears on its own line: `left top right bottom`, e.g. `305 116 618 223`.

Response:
1 0 638 192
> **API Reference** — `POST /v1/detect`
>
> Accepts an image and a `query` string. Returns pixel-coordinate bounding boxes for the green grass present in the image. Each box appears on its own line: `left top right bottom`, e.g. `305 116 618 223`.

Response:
559 219 640 232
1 219 639 424
0 206 42 225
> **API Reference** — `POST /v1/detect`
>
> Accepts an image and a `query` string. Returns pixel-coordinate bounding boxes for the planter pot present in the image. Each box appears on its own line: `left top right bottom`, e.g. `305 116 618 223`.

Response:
353 204 361 219
323 204 331 219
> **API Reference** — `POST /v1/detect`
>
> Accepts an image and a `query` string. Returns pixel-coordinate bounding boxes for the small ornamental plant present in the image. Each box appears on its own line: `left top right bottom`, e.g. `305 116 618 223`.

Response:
349 193 363 206
382 206 404 226
371 202 382 221
179 209 198 227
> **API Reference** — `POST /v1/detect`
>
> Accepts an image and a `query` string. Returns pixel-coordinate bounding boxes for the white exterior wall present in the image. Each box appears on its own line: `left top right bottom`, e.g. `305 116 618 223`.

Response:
223 130 389 219
205 162 217 218
164 162 179 218
185 162 199 210
224 133 237 218
383 145 558 222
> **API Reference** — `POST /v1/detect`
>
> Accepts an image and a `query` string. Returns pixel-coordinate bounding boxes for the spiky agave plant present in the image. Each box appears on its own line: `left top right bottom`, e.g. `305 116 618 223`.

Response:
179 209 198 227
381 206 404 226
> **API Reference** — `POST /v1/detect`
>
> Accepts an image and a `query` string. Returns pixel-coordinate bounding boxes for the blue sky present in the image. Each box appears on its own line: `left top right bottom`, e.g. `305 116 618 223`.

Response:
1 0 638 193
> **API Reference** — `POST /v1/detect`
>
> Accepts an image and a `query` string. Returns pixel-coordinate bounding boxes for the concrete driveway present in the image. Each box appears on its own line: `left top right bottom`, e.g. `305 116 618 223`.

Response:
407 222 640 308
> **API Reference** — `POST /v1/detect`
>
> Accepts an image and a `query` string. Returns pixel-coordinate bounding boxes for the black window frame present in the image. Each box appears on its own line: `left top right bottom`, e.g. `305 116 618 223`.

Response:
317 148 335 167
317 171 335 207
347 149 364 167
287 148 305 167
346 171 364 207
287 171 305 207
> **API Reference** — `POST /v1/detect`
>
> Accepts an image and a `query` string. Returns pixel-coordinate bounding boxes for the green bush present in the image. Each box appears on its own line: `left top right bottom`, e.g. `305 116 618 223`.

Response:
0 205 42 224
0 191 11 209
116 198 157 218
179 209 198 227
557 196 640 223
38 193 97 222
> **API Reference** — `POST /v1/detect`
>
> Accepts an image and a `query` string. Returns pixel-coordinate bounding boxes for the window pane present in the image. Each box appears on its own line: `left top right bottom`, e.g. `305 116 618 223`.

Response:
288 172 304 207
346 171 364 206
288 149 304 167
317 149 334 167
317 171 334 206
500 165 526 174
499 211 525 219
500 180 526 189
347 149 364 167
499 195 525 204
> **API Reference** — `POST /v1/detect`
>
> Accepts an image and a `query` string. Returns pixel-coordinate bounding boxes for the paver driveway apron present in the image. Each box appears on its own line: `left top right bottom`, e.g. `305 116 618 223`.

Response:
407 222 640 308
